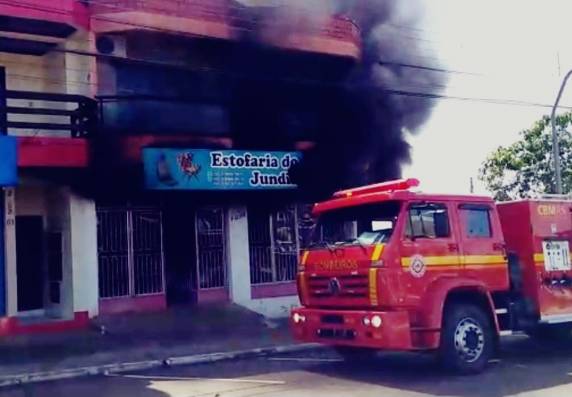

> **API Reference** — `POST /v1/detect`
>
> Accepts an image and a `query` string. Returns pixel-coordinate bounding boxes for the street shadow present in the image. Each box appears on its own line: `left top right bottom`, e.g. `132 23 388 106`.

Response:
7 336 572 397
0 376 171 397
305 336 572 397
138 335 572 397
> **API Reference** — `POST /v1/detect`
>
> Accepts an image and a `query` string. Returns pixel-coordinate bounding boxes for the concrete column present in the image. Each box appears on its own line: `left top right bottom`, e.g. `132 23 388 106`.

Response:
45 186 73 319
3 188 16 316
226 206 251 306
70 193 99 317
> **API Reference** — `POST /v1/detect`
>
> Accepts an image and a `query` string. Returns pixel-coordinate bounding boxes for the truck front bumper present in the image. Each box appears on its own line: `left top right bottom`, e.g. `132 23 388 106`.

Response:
291 307 413 350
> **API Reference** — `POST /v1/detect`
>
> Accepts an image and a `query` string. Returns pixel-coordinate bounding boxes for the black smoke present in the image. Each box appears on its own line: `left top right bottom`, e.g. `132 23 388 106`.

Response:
230 0 447 197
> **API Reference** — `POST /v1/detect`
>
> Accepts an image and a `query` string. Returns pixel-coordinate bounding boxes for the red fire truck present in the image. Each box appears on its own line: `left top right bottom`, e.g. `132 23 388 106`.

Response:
291 178 572 373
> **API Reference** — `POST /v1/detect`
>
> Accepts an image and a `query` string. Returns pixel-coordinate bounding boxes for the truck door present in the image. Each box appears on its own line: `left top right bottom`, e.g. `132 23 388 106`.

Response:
400 202 461 307
457 203 509 291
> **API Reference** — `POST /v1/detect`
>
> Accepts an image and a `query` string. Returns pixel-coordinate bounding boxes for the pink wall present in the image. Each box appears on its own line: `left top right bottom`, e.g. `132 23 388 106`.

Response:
0 0 89 30
99 295 167 315
17 137 90 168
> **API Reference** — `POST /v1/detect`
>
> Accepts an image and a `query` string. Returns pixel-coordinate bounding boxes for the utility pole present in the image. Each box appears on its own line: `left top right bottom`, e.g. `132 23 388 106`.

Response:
470 177 474 194
550 69 572 194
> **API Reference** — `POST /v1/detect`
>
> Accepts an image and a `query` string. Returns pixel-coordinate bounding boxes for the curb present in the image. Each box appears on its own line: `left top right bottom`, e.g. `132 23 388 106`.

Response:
0 343 322 388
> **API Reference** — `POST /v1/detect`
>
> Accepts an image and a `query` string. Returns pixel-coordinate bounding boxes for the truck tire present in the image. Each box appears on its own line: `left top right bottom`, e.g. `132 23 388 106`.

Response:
335 346 377 361
439 303 494 374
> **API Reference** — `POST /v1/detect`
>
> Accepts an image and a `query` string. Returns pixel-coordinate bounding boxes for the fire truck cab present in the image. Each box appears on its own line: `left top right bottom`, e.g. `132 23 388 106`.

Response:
291 179 572 373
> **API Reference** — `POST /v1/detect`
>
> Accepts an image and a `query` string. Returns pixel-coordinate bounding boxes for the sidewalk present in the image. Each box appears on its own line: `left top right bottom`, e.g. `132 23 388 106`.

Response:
0 305 296 378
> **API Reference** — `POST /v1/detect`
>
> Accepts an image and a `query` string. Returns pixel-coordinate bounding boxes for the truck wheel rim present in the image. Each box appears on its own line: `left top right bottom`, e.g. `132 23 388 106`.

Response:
454 317 485 363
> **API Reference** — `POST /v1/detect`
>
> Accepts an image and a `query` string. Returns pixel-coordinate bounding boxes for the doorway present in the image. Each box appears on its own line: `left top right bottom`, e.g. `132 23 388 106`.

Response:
16 216 44 313
163 203 196 305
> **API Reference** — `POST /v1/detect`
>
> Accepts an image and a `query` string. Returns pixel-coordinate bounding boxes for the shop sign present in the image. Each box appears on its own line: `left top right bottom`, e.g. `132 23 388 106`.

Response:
142 148 302 190
0 136 17 186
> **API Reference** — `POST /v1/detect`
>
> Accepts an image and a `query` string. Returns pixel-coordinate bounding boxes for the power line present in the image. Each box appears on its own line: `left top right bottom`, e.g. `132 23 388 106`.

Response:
0 0 568 110
3 68 567 111
385 89 572 110
379 61 481 76
1 45 564 110
1 0 448 51
0 0 499 81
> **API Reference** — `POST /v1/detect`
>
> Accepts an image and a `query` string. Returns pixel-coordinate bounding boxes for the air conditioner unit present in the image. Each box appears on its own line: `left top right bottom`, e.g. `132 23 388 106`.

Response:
95 34 127 58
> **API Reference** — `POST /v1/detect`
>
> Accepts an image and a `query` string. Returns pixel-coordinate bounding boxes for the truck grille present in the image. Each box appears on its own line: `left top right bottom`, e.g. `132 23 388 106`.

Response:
308 274 369 298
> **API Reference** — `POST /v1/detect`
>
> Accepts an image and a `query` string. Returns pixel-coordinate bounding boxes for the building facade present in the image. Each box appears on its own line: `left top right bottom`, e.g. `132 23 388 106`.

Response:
0 0 98 335
0 0 361 334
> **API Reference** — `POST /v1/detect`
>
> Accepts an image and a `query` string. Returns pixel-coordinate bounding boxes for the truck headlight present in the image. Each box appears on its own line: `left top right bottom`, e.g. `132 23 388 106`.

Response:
371 315 382 328
293 313 306 324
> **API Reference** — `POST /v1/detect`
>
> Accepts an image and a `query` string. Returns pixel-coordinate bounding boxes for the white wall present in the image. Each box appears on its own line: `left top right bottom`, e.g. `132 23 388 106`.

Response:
70 193 99 317
226 206 299 319
3 188 17 316
45 186 73 319
1 30 94 138
227 206 251 305
246 296 300 319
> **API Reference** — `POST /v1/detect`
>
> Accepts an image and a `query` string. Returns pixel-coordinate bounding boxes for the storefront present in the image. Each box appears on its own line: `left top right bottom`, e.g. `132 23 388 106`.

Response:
95 147 307 317
0 136 98 333
0 135 17 318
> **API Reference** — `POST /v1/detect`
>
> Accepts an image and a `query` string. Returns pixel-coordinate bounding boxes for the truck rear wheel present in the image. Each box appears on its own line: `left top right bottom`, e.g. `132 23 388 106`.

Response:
439 303 494 374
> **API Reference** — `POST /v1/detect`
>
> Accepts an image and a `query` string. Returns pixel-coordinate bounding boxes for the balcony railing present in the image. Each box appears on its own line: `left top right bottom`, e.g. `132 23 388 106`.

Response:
3 90 98 138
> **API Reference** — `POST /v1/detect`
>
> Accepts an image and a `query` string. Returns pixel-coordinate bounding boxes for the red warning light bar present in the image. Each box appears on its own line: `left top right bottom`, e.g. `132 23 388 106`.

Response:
333 178 420 199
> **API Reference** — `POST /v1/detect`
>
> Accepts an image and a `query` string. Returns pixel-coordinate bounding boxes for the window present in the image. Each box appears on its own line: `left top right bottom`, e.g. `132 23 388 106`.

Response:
297 203 316 250
249 205 299 285
311 202 401 247
463 208 492 238
406 204 450 239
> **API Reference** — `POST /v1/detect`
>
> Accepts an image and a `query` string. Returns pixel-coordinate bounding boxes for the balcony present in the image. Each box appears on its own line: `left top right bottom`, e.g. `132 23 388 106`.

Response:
2 90 97 167
90 0 233 40
262 16 361 59
90 0 360 59
0 0 89 55
5 90 97 138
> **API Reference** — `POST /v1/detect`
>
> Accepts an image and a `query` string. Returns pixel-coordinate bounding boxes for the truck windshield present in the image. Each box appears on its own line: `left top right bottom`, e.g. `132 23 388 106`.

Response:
310 201 401 248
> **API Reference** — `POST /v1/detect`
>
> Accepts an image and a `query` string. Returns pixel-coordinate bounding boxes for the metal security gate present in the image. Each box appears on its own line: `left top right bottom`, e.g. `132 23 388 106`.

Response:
195 207 227 290
249 205 299 285
97 207 164 299
273 206 299 282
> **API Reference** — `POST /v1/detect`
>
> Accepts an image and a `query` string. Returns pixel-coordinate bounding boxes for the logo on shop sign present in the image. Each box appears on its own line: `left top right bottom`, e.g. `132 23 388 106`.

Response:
410 255 427 278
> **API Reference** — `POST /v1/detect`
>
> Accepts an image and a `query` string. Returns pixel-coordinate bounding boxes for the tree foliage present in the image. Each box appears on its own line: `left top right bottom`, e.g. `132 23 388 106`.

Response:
479 113 572 201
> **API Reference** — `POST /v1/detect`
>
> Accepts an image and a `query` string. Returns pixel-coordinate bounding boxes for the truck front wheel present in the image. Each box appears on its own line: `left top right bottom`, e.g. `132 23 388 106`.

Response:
439 303 494 374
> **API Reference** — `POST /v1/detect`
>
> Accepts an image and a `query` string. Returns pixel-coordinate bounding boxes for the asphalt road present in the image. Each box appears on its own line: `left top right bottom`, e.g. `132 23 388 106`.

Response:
4 336 572 397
